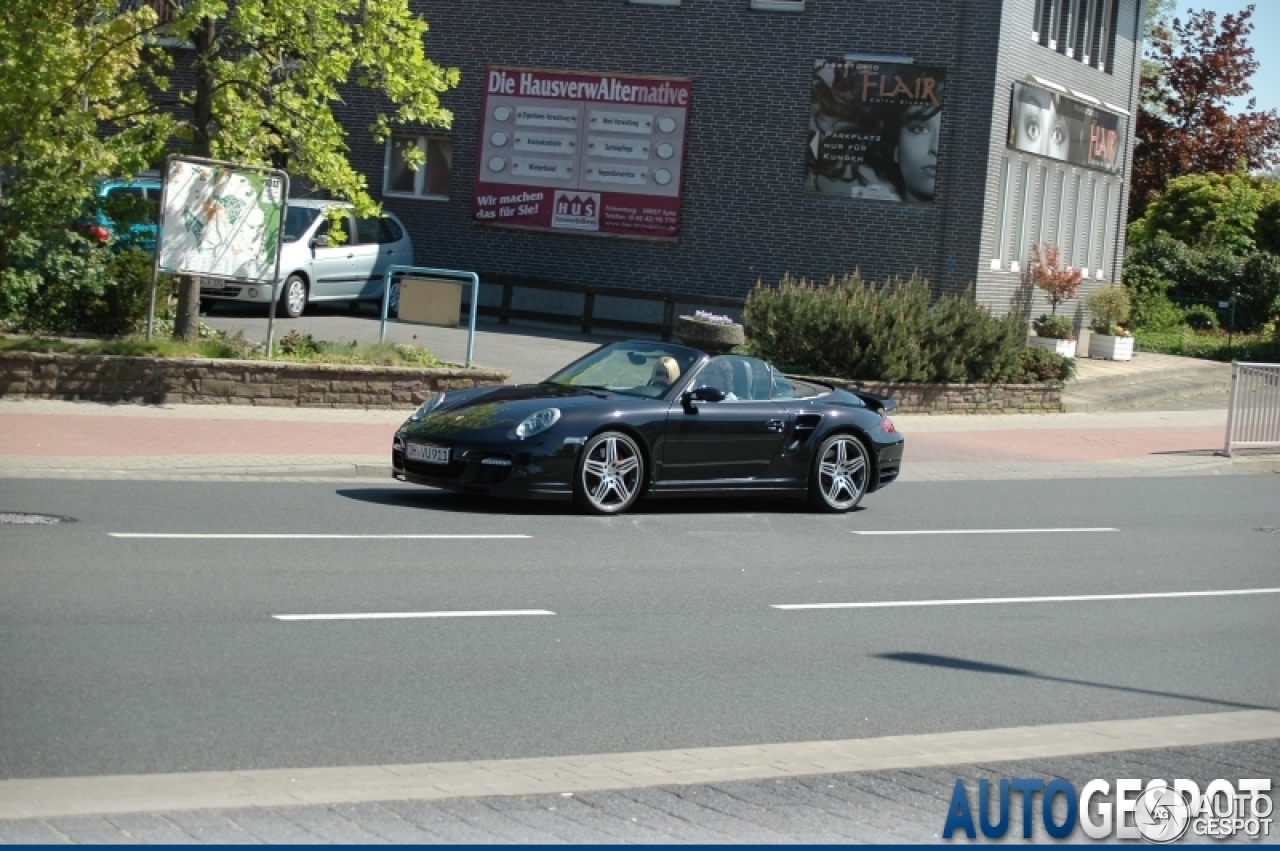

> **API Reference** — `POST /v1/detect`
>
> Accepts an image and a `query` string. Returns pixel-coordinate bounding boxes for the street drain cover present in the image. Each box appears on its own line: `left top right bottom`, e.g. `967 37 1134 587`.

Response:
0 512 76 525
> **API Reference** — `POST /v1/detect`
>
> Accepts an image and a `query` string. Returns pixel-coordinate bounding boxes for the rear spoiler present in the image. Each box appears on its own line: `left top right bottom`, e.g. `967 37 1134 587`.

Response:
851 390 896 413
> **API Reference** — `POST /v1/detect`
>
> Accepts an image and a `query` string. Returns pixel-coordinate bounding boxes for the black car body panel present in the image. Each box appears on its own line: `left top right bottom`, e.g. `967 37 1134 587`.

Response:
393 341 903 507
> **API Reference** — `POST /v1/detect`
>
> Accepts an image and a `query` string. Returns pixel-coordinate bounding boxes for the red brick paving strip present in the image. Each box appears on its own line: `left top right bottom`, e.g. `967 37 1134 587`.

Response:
0 414 392 457
0 413 1224 463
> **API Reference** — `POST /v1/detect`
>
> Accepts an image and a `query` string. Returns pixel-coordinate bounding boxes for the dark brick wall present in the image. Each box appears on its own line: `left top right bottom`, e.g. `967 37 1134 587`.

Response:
337 0 1011 305
153 0 1142 319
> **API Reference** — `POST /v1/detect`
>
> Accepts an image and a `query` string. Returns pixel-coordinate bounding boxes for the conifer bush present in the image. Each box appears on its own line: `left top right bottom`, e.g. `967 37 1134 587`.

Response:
744 273 1035 384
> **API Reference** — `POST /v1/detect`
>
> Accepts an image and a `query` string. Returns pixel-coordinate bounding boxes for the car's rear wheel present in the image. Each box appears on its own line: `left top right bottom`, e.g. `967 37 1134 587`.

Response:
575 431 645 515
277 274 307 318
808 433 870 513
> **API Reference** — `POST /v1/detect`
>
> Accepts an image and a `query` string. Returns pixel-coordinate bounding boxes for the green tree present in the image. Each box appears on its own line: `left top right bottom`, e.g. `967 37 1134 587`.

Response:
0 0 172 316
160 0 460 337
1128 169 1269 254
1132 5 1280 221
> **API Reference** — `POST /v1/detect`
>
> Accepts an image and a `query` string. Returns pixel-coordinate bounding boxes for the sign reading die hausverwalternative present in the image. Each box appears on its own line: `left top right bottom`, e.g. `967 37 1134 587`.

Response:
474 67 691 240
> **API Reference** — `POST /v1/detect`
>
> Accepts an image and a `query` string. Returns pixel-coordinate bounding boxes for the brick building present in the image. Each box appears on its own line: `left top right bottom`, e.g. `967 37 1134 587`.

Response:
336 0 1144 323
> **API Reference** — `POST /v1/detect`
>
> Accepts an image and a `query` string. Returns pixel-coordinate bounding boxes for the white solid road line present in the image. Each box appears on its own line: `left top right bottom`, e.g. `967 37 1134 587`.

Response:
110 533 531 539
852 527 1118 535
773 587 1280 611
273 610 556 621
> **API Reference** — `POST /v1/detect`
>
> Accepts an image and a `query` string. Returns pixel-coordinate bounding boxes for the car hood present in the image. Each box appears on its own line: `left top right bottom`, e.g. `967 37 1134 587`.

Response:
398 383 630 440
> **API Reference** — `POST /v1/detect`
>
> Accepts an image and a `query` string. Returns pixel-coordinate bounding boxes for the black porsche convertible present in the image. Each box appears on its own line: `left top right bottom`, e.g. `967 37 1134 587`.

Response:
392 340 904 514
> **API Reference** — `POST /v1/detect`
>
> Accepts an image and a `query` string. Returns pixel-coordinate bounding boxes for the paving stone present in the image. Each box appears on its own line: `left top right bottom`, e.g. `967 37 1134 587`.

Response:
159 810 262 845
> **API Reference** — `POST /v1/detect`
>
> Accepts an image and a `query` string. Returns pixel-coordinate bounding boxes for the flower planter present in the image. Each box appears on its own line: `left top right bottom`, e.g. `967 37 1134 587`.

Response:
1028 335 1076 358
1088 333 1134 361
674 315 745 353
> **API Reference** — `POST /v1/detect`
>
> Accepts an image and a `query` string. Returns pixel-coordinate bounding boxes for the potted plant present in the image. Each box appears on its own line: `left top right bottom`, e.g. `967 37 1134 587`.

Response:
1085 283 1134 360
674 310 745 353
1029 314 1076 358
1026 243 1082 356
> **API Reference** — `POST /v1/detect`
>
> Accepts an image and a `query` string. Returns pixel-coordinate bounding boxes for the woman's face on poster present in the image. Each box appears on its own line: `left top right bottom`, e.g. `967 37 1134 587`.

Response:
895 109 941 201
1014 87 1070 160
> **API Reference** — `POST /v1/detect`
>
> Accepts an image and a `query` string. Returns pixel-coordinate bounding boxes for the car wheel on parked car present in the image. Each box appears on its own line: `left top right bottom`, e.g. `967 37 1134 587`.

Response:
278 274 307 318
575 431 645 515
808 433 870 513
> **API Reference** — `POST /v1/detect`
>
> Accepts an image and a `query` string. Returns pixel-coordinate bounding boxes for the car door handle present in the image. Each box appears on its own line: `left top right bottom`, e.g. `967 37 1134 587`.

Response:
766 419 786 432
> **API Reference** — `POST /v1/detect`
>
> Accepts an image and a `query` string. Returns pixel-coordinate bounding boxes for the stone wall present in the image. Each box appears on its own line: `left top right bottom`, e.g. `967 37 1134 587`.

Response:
0 353 510 408
800 375 1063 414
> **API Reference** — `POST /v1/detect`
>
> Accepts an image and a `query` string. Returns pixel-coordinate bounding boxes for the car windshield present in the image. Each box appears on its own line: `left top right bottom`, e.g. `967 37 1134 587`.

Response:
282 206 322 243
544 342 702 399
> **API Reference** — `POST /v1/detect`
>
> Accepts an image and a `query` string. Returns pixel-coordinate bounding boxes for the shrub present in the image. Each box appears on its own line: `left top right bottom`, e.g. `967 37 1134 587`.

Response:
277 329 320 356
744 273 1028 384
1238 252 1280 333
1017 346 1077 383
1182 305 1219 331
1027 243 1083 315
1032 315 1073 339
1122 262 1184 331
1085 284 1132 336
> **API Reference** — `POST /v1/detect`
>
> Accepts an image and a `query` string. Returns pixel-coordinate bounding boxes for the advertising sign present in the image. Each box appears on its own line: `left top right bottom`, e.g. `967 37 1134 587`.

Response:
1008 81 1125 172
157 158 286 282
474 67 691 240
806 59 947 203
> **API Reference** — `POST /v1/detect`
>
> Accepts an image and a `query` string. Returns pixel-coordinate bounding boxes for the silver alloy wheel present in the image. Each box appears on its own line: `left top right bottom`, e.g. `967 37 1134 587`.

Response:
279 275 307 318
576 431 644 514
810 434 870 512
388 281 400 316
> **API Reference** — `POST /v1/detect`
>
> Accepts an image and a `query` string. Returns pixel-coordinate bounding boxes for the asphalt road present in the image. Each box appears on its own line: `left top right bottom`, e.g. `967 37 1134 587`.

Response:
3 474 1278 785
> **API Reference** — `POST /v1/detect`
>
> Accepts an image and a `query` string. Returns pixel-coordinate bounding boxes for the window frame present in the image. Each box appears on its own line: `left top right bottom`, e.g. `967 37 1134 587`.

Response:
383 134 452 201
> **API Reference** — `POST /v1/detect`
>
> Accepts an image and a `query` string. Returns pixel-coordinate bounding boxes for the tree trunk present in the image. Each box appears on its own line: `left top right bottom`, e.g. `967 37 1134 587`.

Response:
174 15 216 342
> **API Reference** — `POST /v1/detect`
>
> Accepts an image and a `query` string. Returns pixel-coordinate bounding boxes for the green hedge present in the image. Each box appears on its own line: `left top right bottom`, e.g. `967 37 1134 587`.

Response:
745 273 1070 384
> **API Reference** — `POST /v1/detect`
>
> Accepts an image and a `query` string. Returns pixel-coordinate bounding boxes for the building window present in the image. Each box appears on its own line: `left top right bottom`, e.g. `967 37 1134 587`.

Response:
992 157 1012 270
1035 164 1050 246
1011 161 1033 273
384 135 451 200
1037 0 1116 73
1052 169 1067 248
1096 181 1112 278
750 0 804 11
1078 177 1095 271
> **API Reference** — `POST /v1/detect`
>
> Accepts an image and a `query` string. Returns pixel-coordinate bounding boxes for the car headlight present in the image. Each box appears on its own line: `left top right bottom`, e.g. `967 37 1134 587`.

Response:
514 407 561 439
408 393 446 421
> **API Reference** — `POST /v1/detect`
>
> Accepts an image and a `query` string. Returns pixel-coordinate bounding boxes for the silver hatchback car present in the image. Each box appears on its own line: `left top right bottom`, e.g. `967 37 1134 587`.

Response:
199 199 414 318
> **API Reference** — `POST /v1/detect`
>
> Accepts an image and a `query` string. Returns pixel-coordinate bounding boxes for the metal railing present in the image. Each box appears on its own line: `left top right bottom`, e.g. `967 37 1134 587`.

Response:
1224 362 1280 456
378 266 480 367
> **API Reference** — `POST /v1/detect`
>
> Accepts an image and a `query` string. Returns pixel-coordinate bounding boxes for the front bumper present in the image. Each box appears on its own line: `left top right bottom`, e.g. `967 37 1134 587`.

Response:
392 431 578 501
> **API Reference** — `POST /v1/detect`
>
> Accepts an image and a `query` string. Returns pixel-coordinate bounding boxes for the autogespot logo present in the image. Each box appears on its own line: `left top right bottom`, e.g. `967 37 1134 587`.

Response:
942 777 1273 842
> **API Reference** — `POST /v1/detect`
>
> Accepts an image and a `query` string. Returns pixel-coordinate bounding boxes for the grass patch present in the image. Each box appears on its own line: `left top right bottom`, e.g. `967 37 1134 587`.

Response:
0 333 444 368
1134 329 1279 362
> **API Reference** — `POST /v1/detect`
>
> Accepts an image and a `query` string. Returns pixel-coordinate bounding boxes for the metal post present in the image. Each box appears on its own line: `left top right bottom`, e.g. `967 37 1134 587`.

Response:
1223 362 1239 456
379 266 481 368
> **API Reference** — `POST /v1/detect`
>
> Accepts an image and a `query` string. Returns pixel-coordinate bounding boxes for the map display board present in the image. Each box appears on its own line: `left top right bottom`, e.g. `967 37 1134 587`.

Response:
474 67 691 240
157 158 286 281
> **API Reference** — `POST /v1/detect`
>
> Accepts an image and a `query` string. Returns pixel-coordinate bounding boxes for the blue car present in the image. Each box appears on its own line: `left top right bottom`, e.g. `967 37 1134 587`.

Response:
79 178 162 252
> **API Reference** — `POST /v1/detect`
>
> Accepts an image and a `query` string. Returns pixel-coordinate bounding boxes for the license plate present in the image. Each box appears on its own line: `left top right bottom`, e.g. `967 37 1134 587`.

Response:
197 277 225 291
406 442 449 464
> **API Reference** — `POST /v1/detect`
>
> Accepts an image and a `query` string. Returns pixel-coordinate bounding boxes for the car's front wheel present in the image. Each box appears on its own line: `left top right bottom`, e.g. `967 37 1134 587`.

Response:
277 274 307 318
575 431 645 515
808 433 870 513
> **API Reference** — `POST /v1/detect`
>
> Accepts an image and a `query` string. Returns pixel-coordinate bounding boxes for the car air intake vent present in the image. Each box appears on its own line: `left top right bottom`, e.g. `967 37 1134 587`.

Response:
791 414 822 445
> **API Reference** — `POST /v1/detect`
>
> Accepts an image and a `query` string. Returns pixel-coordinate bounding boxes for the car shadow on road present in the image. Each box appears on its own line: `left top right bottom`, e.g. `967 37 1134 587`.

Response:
334 486 841 517
874 652 1274 711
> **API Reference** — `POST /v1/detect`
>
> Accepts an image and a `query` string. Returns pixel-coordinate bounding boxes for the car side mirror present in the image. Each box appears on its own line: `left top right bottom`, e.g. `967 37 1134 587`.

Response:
682 386 726 408
310 235 330 249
